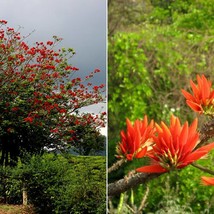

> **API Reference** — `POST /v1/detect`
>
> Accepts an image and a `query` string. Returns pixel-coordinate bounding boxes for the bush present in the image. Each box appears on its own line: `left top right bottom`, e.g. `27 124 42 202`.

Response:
0 153 106 214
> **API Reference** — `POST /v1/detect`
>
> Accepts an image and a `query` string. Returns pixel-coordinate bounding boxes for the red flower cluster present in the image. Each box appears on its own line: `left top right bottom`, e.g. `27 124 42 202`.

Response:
0 20 7 24
116 115 155 160
136 115 214 173
0 21 106 145
117 115 214 173
182 75 214 115
117 114 214 173
115 74 214 187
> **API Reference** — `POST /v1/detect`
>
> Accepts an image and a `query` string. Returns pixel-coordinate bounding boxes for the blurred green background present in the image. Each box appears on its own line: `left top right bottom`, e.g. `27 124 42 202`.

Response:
108 0 214 213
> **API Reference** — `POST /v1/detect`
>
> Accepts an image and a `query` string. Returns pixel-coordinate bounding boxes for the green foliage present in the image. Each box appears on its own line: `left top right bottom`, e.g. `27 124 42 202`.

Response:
0 153 106 214
108 32 152 135
70 124 106 155
65 156 106 213
108 0 214 162
108 0 214 213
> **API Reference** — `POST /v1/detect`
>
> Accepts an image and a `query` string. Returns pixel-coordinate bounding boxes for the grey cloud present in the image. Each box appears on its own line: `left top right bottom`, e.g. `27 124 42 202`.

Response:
0 0 106 85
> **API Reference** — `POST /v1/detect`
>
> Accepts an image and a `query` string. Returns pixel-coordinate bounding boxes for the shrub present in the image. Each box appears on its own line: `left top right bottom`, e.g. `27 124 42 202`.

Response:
0 153 106 214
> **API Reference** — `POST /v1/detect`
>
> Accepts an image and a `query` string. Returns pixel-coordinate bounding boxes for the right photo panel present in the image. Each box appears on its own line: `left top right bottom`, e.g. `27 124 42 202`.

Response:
108 0 214 213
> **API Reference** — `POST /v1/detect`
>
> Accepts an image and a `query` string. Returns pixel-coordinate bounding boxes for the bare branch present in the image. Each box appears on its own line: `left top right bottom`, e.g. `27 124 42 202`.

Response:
108 172 162 197
191 163 214 176
138 184 150 212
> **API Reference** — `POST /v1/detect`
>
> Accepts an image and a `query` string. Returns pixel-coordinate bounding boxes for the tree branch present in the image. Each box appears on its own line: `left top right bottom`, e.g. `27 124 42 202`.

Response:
108 172 162 197
191 162 214 175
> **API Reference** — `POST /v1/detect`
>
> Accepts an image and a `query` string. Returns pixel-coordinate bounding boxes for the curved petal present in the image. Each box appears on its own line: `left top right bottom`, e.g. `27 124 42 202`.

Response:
182 150 207 164
135 146 147 159
190 80 200 98
196 142 214 153
136 164 167 173
181 89 195 101
201 75 211 101
179 121 189 145
201 176 214 186
186 100 203 113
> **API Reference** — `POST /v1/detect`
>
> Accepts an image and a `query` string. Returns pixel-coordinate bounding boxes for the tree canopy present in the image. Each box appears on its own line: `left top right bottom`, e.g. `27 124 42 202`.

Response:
0 20 106 166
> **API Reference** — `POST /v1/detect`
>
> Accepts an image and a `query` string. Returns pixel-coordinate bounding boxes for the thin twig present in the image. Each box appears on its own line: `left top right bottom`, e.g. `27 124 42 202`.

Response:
108 158 126 173
191 162 214 175
138 184 150 212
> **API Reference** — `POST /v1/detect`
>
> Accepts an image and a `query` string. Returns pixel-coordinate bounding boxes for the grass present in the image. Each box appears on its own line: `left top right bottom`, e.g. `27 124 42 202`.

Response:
0 204 35 214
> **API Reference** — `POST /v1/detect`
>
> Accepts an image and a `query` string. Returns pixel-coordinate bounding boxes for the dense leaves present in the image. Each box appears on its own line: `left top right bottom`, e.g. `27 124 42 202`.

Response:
108 0 214 213
0 153 106 214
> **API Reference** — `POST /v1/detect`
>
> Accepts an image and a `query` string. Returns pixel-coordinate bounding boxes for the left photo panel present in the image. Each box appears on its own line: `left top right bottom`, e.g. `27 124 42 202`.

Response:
0 0 107 213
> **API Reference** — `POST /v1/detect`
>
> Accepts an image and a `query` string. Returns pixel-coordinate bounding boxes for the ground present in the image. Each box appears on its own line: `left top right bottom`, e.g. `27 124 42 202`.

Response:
0 204 35 214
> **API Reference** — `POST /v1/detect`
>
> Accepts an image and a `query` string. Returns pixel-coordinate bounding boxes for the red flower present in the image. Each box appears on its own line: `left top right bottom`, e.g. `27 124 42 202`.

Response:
94 69 100 73
47 41 53 46
116 115 155 161
65 66 72 70
181 75 214 115
24 117 34 123
71 67 79 71
52 72 60 78
59 108 66 113
93 86 99 91
201 176 214 186
50 128 59 133
44 65 55 70
0 20 7 24
12 107 19 111
136 115 214 173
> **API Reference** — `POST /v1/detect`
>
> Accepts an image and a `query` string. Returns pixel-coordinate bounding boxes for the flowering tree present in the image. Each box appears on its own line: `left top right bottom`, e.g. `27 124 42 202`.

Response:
0 20 106 166
108 74 214 206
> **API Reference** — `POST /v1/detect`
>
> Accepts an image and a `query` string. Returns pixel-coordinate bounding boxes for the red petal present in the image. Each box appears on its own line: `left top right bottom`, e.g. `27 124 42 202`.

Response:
119 143 127 154
171 116 181 141
161 121 171 145
190 79 200 98
183 118 199 154
179 121 188 145
197 75 203 91
201 176 214 186
183 134 198 156
201 75 210 102
136 165 167 173
181 89 195 101
188 118 198 138
196 142 214 153
135 147 147 159
182 150 207 164
126 154 133 161
186 100 203 113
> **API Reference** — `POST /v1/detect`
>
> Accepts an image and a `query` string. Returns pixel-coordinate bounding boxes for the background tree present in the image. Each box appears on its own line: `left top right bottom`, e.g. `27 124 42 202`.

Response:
68 118 106 155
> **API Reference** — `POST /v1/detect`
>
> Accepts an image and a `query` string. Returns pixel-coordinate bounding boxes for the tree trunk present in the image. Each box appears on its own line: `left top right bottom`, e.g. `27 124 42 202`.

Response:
22 183 28 205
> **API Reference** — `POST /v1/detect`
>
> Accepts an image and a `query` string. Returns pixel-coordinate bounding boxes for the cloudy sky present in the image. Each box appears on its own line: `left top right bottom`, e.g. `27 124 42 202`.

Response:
0 0 107 135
